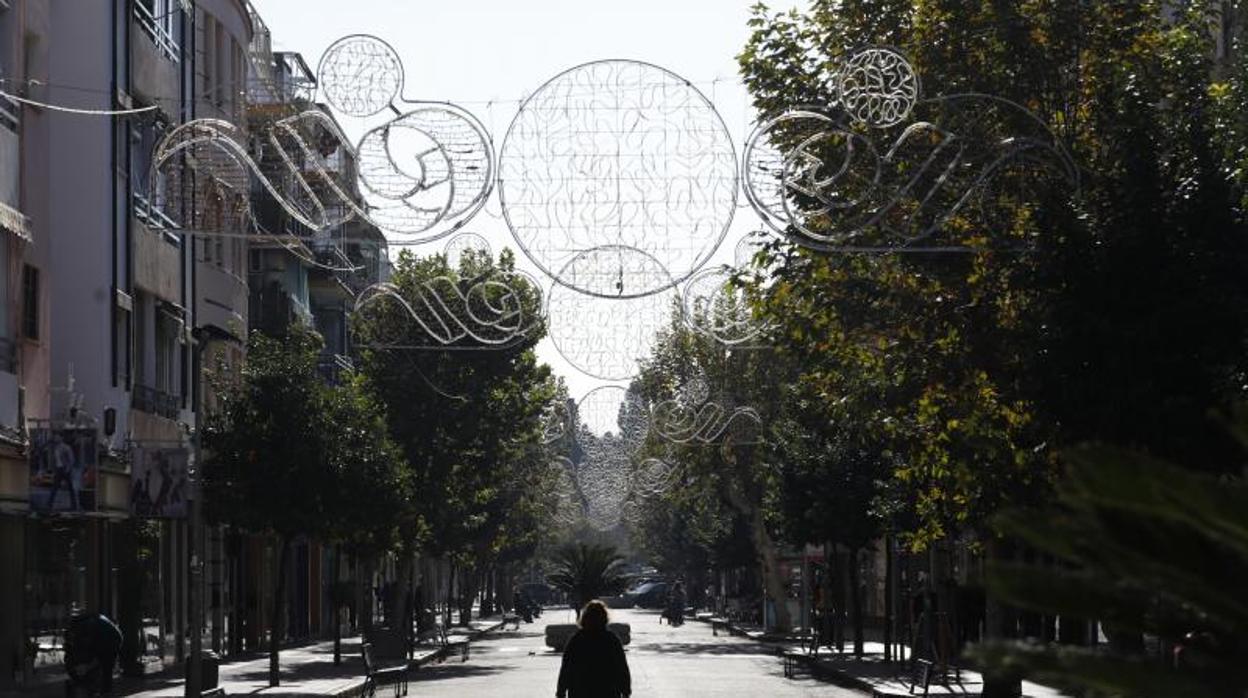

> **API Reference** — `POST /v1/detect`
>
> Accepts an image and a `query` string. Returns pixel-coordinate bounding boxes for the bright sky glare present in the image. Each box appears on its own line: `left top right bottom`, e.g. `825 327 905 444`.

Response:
251 0 799 400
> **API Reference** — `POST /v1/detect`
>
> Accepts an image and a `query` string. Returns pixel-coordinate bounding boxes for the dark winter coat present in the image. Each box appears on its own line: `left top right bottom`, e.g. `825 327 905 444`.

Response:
556 627 631 698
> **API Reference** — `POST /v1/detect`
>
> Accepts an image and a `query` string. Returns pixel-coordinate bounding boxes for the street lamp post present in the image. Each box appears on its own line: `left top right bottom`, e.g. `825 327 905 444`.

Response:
186 326 239 698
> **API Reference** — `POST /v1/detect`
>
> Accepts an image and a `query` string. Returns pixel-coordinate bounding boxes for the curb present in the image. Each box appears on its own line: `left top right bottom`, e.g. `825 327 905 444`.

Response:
692 616 877 694
330 619 507 697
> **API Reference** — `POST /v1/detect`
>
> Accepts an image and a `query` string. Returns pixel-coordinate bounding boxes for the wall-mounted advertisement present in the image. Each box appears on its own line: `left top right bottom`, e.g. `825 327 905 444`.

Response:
129 447 189 518
29 427 99 513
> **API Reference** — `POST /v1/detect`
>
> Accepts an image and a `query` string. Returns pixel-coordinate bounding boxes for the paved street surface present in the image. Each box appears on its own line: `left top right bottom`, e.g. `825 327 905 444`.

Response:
412 608 867 697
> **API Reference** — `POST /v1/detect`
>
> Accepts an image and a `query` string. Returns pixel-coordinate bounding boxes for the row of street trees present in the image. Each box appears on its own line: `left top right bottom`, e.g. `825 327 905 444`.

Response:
629 1 1248 695
202 248 562 686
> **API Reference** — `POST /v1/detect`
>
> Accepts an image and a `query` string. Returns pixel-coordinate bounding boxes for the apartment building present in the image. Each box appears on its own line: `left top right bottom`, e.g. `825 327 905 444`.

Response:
0 0 254 688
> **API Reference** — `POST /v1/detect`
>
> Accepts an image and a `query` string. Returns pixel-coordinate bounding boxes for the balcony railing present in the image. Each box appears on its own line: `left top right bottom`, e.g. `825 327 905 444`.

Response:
0 90 18 133
133 192 181 244
316 354 354 385
133 1 180 63
132 383 180 419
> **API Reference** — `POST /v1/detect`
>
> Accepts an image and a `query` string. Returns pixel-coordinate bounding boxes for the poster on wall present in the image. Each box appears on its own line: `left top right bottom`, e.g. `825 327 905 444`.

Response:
29 427 99 513
129 447 189 518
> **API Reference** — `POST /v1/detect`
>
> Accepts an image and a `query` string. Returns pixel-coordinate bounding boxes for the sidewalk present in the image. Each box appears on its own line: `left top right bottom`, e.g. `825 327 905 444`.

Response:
86 616 501 698
694 615 1070 698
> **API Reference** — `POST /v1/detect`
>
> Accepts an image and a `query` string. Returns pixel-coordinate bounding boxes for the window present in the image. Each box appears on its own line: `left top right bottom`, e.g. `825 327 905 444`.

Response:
154 309 179 396
214 23 227 108
114 305 131 388
21 264 38 340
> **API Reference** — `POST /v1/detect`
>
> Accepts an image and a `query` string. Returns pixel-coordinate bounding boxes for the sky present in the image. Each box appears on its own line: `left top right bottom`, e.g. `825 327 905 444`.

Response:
251 0 800 403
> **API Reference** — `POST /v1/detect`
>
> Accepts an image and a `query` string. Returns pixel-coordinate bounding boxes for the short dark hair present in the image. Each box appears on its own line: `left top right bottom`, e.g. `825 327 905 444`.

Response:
578 600 609 631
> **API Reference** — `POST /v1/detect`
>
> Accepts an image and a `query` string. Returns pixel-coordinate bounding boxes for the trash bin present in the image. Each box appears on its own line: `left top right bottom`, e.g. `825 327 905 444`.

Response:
200 651 220 691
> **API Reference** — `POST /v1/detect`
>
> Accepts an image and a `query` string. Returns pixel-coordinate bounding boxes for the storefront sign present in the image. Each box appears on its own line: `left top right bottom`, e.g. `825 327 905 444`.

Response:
28 427 99 513
129 447 189 518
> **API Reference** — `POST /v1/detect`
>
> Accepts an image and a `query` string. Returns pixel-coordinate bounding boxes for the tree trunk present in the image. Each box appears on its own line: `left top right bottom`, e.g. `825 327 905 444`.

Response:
884 536 894 663
459 569 478 626
848 546 864 657
333 546 341 666
393 554 412 639
359 556 374 634
830 544 844 652
981 538 1021 698
115 521 143 676
269 536 292 687
445 564 456 628
751 507 792 632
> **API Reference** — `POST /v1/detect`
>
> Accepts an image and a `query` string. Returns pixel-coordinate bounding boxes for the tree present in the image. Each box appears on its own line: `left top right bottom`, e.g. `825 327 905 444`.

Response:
354 247 557 624
322 373 413 660
633 303 798 630
772 395 888 656
203 327 336 686
738 2 1248 693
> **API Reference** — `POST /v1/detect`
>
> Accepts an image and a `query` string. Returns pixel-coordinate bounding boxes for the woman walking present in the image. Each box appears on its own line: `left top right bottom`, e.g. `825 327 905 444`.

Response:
556 600 631 698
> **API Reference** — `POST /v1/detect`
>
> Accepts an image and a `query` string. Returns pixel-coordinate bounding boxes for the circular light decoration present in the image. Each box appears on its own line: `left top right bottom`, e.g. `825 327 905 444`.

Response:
836 47 919 128
573 447 632 531
574 385 650 455
734 231 773 269
743 111 883 248
548 246 678 381
317 35 404 117
355 104 495 242
633 458 678 497
499 60 739 299
443 232 493 264
681 266 766 346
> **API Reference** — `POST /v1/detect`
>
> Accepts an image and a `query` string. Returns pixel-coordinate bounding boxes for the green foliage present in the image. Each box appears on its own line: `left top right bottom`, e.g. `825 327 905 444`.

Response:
203 327 338 538
738 0 1248 551
546 542 629 609
973 434 1248 696
203 326 412 549
353 248 560 568
323 373 414 556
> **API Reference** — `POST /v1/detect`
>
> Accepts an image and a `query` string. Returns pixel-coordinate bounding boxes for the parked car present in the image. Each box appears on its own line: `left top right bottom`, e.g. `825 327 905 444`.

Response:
604 593 636 609
519 582 555 606
627 581 669 609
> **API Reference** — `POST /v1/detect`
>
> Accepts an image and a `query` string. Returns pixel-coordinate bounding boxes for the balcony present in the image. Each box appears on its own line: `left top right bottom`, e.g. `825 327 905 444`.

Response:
130 2 181 111
133 193 180 237
133 1 180 62
132 383 180 420
0 91 24 242
0 91 17 133
133 194 183 304
197 262 248 333
316 354 354 386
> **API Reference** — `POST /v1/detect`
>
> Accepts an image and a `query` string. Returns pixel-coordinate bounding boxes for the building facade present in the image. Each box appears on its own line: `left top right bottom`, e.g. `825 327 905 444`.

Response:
0 0 254 688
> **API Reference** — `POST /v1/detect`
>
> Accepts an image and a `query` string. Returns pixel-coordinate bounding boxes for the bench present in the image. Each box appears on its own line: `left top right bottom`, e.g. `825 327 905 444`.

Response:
362 642 408 697
711 618 730 636
782 649 807 679
502 614 521 631
417 623 469 663
908 658 933 696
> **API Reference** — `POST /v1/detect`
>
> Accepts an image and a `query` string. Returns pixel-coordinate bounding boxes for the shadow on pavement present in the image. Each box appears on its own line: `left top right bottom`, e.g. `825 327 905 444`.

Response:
412 663 506 682
628 641 784 657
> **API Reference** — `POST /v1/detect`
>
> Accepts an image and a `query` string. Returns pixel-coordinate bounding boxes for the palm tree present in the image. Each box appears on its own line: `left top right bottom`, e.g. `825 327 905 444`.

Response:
547 543 629 609
972 421 1248 697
